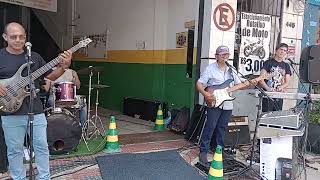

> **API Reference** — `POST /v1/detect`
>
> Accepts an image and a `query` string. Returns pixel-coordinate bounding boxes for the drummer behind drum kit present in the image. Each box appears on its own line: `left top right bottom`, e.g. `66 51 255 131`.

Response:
46 66 109 154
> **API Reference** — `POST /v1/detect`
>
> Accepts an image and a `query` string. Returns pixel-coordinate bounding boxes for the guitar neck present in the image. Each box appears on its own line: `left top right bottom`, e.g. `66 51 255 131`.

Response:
227 76 263 93
31 44 82 81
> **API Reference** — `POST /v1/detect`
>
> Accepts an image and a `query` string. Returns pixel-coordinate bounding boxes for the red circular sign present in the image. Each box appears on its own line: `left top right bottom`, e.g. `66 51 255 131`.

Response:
213 3 235 31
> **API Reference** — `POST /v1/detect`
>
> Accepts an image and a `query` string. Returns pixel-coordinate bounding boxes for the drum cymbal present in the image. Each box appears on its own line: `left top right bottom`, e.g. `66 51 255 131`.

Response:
87 84 110 89
77 66 104 75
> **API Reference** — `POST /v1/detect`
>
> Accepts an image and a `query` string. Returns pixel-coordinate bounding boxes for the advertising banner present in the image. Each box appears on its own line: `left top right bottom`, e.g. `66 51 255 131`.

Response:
238 12 271 76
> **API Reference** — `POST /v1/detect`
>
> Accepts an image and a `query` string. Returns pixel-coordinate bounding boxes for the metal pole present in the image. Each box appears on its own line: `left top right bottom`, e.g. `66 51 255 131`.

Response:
194 0 205 105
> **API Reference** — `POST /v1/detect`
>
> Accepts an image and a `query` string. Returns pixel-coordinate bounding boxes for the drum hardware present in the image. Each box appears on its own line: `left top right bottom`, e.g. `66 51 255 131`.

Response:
71 95 87 109
77 66 104 75
47 81 61 110
90 71 107 138
80 66 104 150
39 92 49 110
87 84 110 89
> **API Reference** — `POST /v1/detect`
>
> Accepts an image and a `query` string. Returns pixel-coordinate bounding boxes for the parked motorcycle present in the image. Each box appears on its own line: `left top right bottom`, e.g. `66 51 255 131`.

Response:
243 39 266 59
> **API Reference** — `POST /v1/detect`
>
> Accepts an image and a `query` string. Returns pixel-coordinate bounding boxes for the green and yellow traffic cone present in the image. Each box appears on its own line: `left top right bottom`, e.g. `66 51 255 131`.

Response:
208 145 223 180
104 116 121 153
154 105 165 131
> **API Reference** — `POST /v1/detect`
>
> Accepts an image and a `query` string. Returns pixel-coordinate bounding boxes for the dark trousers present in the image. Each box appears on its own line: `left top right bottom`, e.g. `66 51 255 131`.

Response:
199 107 232 153
262 98 283 112
0 118 8 172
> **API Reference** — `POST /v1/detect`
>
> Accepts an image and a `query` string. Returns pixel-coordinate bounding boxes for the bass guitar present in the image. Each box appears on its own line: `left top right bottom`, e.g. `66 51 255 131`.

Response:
0 38 92 113
205 74 269 108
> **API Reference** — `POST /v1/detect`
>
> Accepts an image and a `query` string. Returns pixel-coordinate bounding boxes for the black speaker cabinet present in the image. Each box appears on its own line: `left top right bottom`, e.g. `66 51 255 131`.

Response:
123 97 167 121
300 45 320 84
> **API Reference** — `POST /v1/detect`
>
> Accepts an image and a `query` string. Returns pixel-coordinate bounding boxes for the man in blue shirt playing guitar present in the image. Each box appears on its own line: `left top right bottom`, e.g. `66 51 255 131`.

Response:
196 45 266 167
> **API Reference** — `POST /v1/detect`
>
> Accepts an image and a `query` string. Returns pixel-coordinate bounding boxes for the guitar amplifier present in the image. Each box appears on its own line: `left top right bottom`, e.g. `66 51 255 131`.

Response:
259 109 304 130
123 97 167 121
216 116 250 147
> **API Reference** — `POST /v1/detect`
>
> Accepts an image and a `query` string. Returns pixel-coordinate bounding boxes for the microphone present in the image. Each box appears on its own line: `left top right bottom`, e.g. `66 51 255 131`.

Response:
285 58 299 65
225 61 236 69
25 42 32 57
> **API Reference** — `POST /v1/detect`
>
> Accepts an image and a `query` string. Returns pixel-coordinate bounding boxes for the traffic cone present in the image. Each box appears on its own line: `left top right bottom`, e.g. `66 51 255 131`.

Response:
103 116 121 153
154 105 165 131
208 145 223 180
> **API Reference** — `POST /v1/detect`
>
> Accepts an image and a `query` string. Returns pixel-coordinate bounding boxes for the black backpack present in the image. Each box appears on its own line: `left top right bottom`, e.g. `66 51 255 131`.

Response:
168 107 190 134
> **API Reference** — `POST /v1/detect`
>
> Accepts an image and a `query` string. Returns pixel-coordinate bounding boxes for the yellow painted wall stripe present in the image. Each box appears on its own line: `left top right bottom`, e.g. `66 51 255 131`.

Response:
209 168 223 177
213 154 223 162
107 135 118 142
109 123 117 129
155 119 164 125
74 49 197 64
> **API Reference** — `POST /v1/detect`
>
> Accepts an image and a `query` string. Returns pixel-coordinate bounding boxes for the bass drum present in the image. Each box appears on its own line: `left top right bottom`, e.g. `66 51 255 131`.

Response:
46 109 82 155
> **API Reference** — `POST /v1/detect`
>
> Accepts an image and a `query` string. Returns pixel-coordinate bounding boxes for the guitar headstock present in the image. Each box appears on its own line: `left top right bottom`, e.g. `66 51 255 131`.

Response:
77 38 92 48
69 38 92 53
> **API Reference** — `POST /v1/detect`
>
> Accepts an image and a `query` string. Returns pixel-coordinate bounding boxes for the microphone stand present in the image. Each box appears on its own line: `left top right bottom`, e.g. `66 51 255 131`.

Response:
26 47 36 180
287 60 311 179
225 62 276 177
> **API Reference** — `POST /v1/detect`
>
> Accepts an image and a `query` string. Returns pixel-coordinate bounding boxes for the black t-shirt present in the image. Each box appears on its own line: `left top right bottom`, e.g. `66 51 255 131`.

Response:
261 58 292 89
0 48 48 115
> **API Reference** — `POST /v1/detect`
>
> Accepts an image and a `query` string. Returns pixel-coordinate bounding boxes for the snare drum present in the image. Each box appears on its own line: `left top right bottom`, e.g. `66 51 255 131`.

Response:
55 82 76 106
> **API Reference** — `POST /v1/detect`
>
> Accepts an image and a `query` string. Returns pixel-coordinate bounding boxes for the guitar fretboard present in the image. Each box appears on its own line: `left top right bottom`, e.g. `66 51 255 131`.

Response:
20 44 82 87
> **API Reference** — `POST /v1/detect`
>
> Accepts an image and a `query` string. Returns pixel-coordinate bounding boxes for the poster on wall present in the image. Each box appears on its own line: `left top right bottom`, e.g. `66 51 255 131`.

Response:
238 12 271 76
0 0 57 12
73 31 108 59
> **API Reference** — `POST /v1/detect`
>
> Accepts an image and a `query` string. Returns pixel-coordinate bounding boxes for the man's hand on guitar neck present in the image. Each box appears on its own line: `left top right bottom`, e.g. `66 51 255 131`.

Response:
58 50 72 69
0 84 7 97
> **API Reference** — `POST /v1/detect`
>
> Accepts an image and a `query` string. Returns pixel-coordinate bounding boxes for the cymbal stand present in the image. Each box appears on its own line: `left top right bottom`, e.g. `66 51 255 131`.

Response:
52 83 57 110
80 66 94 151
82 66 103 142
90 71 105 138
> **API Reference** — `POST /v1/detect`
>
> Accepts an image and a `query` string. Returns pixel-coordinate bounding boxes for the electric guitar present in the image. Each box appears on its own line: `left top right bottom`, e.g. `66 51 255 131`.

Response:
205 74 269 108
0 38 92 113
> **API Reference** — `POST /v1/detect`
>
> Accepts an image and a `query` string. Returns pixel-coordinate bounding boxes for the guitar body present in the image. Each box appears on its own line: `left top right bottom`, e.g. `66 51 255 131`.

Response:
204 74 269 108
205 79 235 108
0 63 31 112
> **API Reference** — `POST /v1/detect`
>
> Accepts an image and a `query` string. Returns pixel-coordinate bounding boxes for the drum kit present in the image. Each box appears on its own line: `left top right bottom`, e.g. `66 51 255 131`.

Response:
45 66 109 154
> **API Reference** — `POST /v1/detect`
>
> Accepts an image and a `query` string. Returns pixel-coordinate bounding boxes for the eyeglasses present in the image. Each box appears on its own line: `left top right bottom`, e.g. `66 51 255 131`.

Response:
6 34 26 40
218 53 230 57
